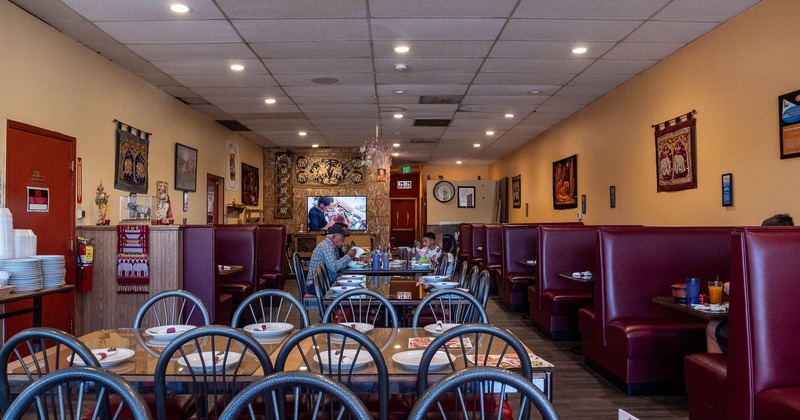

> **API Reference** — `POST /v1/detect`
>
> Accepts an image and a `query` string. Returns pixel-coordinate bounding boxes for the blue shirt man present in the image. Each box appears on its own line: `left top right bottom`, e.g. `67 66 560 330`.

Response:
307 224 356 294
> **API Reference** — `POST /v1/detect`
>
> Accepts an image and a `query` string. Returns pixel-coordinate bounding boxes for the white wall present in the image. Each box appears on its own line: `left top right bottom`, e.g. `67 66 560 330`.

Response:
426 180 499 225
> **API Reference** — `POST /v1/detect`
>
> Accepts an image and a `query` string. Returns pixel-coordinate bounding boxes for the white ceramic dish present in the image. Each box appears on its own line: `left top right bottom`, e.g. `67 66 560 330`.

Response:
338 322 375 334
420 275 449 283
347 261 367 268
392 350 449 371
431 282 459 290
314 349 373 371
72 348 135 368
337 278 366 286
177 351 241 373
330 286 359 295
424 322 460 336
339 274 367 280
145 325 195 340
243 322 293 338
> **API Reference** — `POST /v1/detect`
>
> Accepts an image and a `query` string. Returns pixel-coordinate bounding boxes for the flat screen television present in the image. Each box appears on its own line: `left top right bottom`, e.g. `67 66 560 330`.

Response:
306 196 368 231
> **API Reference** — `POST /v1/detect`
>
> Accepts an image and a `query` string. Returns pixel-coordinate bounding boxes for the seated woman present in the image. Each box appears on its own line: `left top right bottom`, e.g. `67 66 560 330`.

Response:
432 233 457 279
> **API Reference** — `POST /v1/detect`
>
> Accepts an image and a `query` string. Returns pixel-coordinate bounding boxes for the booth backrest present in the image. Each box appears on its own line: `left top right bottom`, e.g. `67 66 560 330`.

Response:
214 225 257 288
483 224 503 267
459 223 471 260
469 224 485 262
182 225 217 324
256 224 287 275
727 227 800 419
536 226 599 309
501 224 539 278
598 227 732 334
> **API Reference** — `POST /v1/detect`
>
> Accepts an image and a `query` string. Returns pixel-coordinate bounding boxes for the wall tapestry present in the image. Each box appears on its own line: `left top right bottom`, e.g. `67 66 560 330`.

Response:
241 162 260 205
294 155 364 186
511 175 521 208
225 141 239 190
274 152 293 219
654 111 697 192
114 120 149 194
552 154 577 209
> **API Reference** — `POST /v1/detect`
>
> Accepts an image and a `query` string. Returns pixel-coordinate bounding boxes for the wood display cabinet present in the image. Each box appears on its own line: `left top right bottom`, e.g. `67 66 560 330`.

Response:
293 232 374 258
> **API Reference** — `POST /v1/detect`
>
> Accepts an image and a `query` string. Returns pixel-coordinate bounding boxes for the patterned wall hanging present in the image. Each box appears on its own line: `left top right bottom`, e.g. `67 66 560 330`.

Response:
294 155 364 186
274 152 293 219
241 162 260 205
114 120 149 194
654 110 697 192
225 141 239 190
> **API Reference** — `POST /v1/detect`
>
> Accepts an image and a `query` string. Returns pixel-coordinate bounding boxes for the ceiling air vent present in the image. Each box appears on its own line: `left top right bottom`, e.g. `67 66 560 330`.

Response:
413 119 451 127
177 97 210 105
410 139 436 144
216 120 251 131
419 95 463 104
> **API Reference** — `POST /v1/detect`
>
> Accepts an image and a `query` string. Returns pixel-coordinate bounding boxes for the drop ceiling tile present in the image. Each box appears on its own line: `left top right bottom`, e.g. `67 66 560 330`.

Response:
603 42 685 60
242 119 311 129
294 96 376 105
584 59 657 74
376 85 468 96
534 104 584 114
189 104 231 120
217 0 366 18
372 40 494 57
264 58 373 73
369 0 517 18
233 19 369 42
467 85 560 96
490 40 616 59
653 0 759 22
374 57 483 73
384 104 459 114
543 95 597 107
50 21 120 44
568 73 632 86
128 43 257 61
11 0 86 21
482 58 593 73
83 43 164 74
472 72 575 85
251 41 371 59
284 85 376 96
95 20 240 44
299 104 379 114
378 96 430 105
370 19 506 41
62 0 224 20
204 96 287 107
449 118 514 129
513 0 669 19
218 103 301 114
273 72 375 86
160 86 198 97
626 21 721 43
152 59 266 75
193 87 286 97
462 95 549 105
502 19 640 41
138 74 182 87
455 104 537 114
557 85 616 97
172 74 278 88
376 72 476 85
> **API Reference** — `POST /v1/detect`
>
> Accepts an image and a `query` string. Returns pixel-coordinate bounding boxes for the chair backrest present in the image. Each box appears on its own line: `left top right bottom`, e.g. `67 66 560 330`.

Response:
456 260 469 288
231 289 310 328
274 323 389 420
0 327 99 414
292 252 306 293
408 367 559 420
311 264 331 321
219 371 372 420
464 265 480 295
412 289 488 327
154 325 273 420
4 366 152 420
322 289 399 327
471 269 491 307
133 289 211 328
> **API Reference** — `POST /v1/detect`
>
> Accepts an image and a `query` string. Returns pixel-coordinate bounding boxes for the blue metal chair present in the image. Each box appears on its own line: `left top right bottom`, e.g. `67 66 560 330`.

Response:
133 289 210 328
411 289 488 328
408 367 559 420
219 371 371 420
0 327 99 414
4 366 152 420
231 288 309 328
292 252 320 313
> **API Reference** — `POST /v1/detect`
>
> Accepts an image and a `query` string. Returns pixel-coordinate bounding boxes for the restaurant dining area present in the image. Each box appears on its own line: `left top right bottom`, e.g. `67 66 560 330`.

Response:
3 0 800 418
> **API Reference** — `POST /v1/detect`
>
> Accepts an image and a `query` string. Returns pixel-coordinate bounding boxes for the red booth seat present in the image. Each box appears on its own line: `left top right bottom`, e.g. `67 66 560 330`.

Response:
481 223 503 294
256 224 287 290
499 224 538 312
583 227 732 395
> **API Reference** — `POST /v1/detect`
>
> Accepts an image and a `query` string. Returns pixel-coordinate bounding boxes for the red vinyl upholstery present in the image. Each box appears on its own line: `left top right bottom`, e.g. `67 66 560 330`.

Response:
481 223 503 293
256 224 287 290
468 223 485 270
498 224 538 312
215 225 258 312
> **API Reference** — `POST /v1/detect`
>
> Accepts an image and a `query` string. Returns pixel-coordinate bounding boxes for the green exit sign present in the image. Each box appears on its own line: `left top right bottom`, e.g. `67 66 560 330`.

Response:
401 166 411 174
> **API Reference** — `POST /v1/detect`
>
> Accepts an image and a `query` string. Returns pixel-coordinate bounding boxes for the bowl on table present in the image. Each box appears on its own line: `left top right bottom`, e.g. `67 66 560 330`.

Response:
671 283 687 303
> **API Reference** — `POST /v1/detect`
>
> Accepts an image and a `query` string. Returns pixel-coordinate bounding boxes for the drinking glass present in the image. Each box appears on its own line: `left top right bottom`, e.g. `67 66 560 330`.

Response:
686 278 701 304
708 280 723 304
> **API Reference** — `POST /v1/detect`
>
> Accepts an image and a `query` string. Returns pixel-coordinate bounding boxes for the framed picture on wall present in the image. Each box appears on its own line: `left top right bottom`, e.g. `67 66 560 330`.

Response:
458 186 476 208
511 175 521 208
552 154 578 209
722 173 733 206
241 162 260 206
174 143 197 192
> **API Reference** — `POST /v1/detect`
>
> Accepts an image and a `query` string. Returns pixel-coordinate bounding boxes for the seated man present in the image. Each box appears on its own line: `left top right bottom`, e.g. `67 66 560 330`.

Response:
307 224 356 295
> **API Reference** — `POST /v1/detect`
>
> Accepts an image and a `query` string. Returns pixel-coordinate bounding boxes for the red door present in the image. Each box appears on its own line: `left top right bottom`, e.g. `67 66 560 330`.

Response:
5 120 76 337
390 198 417 247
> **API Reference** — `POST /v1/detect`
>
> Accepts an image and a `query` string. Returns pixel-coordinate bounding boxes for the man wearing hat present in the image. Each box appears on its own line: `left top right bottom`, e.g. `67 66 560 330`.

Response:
307 223 356 295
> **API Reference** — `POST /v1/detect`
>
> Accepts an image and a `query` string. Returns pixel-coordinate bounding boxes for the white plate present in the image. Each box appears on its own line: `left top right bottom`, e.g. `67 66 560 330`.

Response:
72 348 135 368
145 325 196 340
411 263 431 268
177 351 241 373
339 274 367 280
348 261 367 268
431 282 459 290
421 275 449 283
330 286 359 295
243 322 293 338
338 322 375 334
314 349 373 371
424 323 460 336
337 279 366 286
392 350 450 371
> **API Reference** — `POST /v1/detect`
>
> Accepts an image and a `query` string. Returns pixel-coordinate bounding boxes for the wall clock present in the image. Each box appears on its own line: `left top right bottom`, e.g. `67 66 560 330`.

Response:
433 180 455 203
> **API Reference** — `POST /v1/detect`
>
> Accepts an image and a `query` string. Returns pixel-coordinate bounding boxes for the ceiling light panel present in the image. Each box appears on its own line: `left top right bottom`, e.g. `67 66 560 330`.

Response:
466 85 560 96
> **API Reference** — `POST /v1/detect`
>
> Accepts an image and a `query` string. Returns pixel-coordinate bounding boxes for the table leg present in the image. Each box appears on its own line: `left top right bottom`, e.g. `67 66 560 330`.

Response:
32 296 43 327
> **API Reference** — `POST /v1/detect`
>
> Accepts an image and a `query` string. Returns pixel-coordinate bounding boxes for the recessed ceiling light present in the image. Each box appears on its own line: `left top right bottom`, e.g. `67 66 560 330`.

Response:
264 98 276 104
393 114 403 119
504 113 514 118
394 63 407 71
572 47 588 54
169 4 190 13
230 64 244 71
311 144 319 148
456 161 462 165
394 46 410 53
392 152 400 157
392 143 400 147
393 90 406 94
298 131 307 136
486 131 495 135
473 144 481 148
529 90 541 94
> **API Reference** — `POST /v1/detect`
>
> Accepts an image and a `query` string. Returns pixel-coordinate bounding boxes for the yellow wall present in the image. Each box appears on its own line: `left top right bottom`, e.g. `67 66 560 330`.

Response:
422 165 490 185
490 0 800 226
426 180 498 225
0 1 263 225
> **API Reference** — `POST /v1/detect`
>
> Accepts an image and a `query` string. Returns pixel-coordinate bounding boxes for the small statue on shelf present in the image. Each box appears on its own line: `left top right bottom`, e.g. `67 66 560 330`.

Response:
95 182 109 225
155 181 173 224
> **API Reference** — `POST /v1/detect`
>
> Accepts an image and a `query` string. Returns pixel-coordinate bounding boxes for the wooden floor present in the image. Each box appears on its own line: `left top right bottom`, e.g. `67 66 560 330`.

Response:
288 280 690 419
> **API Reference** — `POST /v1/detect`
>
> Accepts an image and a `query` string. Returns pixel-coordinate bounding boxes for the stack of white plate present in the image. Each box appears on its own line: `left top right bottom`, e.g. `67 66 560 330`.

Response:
30 255 65 288
0 258 43 292
0 209 14 260
14 229 37 258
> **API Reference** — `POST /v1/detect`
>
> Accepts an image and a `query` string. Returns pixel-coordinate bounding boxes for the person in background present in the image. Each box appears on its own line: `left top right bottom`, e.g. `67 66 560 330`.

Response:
416 232 440 262
433 234 457 279
308 196 335 231
307 224 356 295
706 212 794 353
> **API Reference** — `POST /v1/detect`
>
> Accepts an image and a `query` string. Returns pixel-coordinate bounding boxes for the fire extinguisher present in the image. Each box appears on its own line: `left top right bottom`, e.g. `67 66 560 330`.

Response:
76 236 94 292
